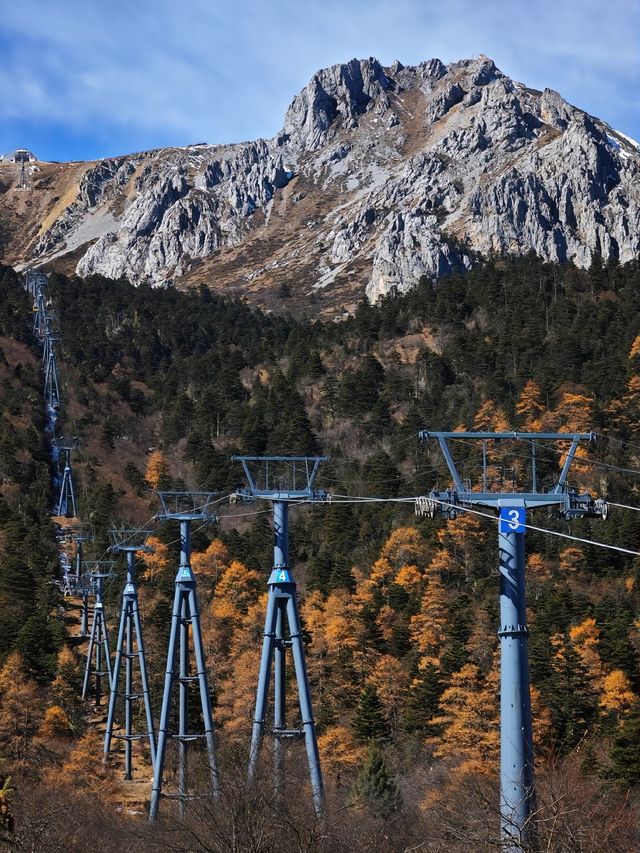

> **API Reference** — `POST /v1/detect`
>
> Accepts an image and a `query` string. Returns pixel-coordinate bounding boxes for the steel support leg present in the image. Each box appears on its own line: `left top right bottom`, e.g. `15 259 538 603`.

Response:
273 601 285 796
104 598 128 760
82 604 99 699
124 607 133 780
286 594 323 818
101 609 112 692
178 594 188 819
189 587 219 798
498 528 535 850
248 590 278 783
80 594 89 636
133 598 156 766
149 582 181 821
95 617 103 707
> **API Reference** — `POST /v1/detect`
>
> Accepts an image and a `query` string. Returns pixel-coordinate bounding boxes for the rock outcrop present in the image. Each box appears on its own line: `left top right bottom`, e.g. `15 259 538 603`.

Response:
2 55 639 313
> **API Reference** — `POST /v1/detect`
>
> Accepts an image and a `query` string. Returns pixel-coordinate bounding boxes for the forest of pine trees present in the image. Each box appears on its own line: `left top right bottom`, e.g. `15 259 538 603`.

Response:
0 254 640 849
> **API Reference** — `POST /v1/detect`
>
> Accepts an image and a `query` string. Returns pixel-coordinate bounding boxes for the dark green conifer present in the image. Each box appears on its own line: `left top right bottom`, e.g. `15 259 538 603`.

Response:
353 684 391 743
610 704 640 787
351 742 402 818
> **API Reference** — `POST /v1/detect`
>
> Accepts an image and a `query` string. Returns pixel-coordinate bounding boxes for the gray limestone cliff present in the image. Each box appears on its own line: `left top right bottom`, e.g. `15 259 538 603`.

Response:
11 55 640 308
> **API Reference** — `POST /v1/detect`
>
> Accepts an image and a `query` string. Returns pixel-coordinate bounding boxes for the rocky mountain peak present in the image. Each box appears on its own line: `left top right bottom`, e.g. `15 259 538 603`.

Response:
282 57 391 149
2 55 639 317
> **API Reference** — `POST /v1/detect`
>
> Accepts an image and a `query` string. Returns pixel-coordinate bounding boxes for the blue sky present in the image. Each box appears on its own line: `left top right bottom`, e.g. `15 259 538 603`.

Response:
1 0 638 162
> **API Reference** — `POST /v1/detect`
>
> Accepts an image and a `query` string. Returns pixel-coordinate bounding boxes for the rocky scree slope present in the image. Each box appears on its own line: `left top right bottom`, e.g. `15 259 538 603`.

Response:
2 55 639 316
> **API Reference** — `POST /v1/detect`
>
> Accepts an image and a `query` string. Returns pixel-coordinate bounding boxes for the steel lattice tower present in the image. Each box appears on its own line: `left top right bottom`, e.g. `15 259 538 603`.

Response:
32 288 47 339
232 455 329 818
54 439 78 518
149 492 219 822
82 562 115 708
71 530 94 636
44 348 60 410
104 529 156 780
416 431 608 850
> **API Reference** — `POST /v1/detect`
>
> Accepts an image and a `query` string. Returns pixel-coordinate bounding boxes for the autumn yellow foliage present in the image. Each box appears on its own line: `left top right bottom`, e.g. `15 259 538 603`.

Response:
144 450 169 489
39 705 73 738
600 670 636 715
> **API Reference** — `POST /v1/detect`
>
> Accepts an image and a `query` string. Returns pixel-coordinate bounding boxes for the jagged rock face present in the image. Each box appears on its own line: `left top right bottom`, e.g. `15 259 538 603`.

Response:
4 55 640 313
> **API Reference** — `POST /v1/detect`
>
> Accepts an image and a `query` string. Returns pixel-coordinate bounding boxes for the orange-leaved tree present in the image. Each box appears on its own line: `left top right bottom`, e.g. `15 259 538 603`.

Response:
515 380 545 431
430 660 499 774
144 450 170 489
600 669 636 717
0 651 43 762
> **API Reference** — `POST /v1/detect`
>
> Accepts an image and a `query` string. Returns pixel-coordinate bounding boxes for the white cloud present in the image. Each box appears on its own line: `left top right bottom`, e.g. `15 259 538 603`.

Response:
0 0 638 155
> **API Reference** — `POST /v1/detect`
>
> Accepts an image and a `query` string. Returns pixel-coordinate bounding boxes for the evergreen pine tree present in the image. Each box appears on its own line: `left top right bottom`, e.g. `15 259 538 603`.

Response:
353 684 391 743
610 704 640 787
329 554 355 592
351 742 402 818
402 662 444 735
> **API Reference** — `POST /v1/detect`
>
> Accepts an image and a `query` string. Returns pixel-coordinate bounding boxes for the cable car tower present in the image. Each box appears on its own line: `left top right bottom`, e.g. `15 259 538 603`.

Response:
70 529 94 636
232 455 329 818
54 438 78 518
32 284 48 340
81 561 115 708
416 431 608 850
104 528 156 780
15 149 30 190
41 315 60 368
149 491 220 822
43 346 61 410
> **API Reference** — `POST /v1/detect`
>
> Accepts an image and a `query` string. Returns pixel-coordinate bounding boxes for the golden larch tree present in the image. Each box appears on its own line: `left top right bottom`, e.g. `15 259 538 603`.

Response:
473 399 510 432
515 380 545 430
430 661 499 774
0 652 43 762
379 527 430 572
600 670 636 716
141 535 171 581
144 450 169 489
569 617 604 689
409 573 449 667
191 538 231 587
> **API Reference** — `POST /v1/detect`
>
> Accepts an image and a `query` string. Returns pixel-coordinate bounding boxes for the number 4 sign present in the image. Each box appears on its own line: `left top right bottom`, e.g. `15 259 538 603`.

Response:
499 507 526 534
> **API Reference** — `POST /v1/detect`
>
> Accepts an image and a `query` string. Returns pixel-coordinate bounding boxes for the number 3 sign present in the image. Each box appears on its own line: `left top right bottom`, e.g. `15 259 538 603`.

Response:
499 507 526 534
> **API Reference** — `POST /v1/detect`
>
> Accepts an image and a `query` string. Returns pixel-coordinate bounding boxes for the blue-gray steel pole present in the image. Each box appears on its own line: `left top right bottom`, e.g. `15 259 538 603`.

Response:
273 500 287 569
248 588 277 783
132 597 156 766
80 593 89 636
178 595 188 819
76 540 89 637
95 612 103 707
286 594 323 818
188 586 219 799
82 602 98 699
273 499 287 792
104 594 128 762
274 601 285 795
149 581 181 821
101 599 112 690
124 605 133 779
75 540 82 581
498 524 535 849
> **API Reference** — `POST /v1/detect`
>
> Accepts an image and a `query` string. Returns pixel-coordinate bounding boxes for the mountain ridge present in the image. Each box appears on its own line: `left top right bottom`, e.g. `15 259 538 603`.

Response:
1 55 639 316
